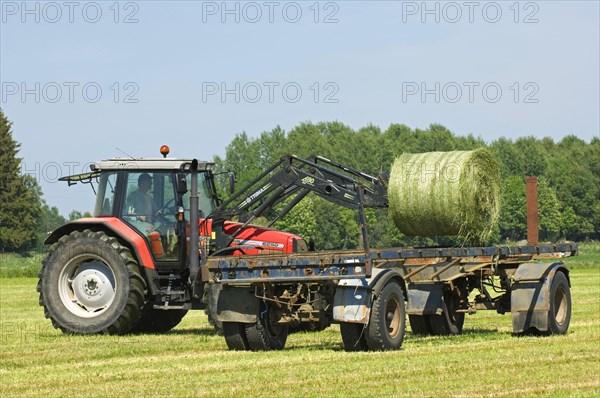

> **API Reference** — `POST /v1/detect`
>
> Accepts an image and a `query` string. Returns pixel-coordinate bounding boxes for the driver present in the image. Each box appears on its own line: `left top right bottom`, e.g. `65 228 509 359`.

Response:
127 173 155 222
126 173 160 235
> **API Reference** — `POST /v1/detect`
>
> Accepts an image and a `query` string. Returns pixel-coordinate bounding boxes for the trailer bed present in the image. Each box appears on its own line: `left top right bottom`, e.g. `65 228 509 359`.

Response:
203 243 578 284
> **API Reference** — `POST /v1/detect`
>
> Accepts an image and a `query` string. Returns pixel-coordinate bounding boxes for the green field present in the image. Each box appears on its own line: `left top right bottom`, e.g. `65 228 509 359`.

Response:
1 244 599 397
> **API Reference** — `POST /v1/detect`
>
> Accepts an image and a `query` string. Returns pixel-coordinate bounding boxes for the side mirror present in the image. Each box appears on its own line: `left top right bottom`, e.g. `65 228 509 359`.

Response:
176 173 188 194
228 172 236 194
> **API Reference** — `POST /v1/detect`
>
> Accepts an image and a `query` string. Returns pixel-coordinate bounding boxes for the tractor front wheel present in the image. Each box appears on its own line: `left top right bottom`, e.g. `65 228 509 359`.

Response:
131 309 188 334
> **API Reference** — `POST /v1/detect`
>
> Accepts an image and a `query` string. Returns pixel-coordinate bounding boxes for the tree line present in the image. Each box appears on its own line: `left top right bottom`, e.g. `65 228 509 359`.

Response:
0 110 90 253
214 122 599 248
1 109 598 252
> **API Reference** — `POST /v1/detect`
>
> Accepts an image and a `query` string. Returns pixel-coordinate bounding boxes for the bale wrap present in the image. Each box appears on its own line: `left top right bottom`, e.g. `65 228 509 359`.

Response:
388 149 500 241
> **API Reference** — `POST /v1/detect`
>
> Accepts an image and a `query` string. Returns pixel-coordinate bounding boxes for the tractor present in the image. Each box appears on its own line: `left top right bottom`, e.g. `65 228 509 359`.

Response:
37 146 306 336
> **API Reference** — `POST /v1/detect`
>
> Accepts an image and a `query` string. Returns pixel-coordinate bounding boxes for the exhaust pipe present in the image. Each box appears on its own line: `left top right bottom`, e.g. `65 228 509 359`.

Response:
189 159 201 298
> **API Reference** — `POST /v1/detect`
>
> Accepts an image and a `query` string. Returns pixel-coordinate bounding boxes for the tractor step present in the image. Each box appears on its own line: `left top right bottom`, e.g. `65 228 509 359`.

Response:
153 304 187 310
157 289 187 295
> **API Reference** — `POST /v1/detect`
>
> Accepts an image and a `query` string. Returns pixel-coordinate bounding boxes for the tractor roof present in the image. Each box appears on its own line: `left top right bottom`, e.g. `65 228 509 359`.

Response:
59 158 214 186
91 158 214 171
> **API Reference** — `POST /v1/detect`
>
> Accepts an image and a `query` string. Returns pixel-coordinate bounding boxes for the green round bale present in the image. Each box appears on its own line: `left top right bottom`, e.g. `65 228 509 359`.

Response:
388 149 501 242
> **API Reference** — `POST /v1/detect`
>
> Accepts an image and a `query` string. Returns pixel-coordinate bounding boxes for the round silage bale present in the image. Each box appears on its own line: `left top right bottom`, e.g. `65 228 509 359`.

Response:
388 149 501 241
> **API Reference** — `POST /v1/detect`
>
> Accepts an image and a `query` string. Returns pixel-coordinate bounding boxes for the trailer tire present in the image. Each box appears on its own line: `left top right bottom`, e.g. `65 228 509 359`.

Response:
428 292 464 336
244 302 288 351
365 280 406 351
223 322 250 350
131 309 188 333
37 230 147 335
408 315 432 335
547 271 571 335
340 323 368 351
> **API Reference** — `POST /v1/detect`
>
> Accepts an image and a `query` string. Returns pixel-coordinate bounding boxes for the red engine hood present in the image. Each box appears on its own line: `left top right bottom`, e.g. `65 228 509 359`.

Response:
199 219 305 255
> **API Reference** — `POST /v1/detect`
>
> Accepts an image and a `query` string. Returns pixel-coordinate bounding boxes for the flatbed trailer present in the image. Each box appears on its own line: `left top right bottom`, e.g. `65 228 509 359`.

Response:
203 242 576 351
199 154 577 351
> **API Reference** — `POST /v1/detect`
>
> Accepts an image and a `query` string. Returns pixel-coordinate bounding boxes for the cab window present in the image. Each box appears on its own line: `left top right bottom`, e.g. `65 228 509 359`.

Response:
93 172 118 217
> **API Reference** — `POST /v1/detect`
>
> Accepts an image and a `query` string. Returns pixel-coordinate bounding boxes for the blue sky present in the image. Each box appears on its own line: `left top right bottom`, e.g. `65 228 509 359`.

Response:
1 0 599 215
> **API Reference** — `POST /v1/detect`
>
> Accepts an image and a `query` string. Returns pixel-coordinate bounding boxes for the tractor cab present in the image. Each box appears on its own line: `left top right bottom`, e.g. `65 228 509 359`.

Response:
59 157 219 264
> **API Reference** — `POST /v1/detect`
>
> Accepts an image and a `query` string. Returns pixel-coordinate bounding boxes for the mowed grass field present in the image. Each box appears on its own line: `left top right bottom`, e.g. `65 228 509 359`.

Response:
0 244 598 397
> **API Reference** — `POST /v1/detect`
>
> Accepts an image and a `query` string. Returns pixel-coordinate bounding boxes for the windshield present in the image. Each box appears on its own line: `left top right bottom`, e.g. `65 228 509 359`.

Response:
92 170 216 220
182 171 217 219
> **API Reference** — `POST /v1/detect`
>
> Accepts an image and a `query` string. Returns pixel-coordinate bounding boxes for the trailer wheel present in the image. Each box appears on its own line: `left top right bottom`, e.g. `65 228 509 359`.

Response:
428 291 464 336
131 309 188 333
340 323 368 351
408 315 432 335
37 230 147 335
365 280 406 351
223 322 250 350
547 271 571 335
244 302 288 351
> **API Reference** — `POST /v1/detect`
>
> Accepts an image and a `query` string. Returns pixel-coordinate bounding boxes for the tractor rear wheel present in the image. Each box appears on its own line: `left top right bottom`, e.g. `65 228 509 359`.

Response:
244 302 288 351
131 309 188 333
37 230 147 335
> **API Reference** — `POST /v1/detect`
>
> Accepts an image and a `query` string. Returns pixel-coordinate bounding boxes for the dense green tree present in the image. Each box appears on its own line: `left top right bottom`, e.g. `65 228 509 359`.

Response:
545 135 597 239
214 122 598 248
68 210 92 221
272 196 318 242
499 176 526 241
0 110 42 252
38 204 67 244
537 177 563 241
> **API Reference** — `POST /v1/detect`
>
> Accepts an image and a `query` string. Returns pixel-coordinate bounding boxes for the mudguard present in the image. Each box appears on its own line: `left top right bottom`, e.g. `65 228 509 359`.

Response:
333 278 371 324
405 283 445 316
214 285 258 323
333 268 407 324
44 218 156 269
510 262 570 334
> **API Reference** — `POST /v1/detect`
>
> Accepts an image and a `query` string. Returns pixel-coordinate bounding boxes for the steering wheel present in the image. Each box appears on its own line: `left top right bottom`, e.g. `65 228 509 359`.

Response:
154 198 177 225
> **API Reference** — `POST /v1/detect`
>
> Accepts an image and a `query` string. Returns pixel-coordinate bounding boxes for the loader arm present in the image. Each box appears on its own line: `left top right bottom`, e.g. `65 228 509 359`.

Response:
208 154 389 252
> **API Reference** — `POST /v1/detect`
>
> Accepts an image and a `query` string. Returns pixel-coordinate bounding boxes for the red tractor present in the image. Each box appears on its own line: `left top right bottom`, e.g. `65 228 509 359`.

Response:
37 147 306 335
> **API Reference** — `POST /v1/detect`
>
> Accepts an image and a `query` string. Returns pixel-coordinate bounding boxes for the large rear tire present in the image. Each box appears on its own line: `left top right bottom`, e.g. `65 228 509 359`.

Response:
131 309 188 333
37 230 147 335
365 280 406 351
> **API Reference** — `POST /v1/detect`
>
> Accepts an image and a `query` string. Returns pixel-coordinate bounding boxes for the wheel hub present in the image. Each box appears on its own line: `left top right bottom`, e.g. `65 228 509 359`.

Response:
59 258 117 318
385 298 401 338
